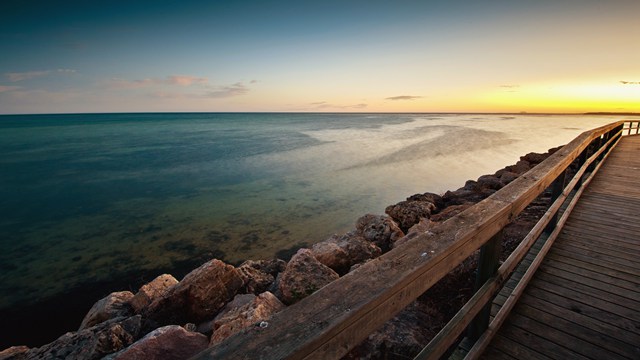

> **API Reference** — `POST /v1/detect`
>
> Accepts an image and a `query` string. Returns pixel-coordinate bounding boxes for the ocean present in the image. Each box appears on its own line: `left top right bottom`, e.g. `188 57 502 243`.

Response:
0 112 632 346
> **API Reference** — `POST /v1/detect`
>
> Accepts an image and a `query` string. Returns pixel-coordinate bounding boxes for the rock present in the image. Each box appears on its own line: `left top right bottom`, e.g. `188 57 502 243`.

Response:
198 293 258 334
393 218 436 248
476 175 503 190
462 180 478 191
355 214 404 251
430 204 473 222
210 291 285 345
0 346 29 360
112 325 208 360
129 274 178 314
145 259 243 326
498 171 519 185
79 291 134 330
25 316 141 360
385 199 437 233
344 301 441 360
521 152 547 165
406 192 444 209
506 159 531 175
278 249 339 305
441 189 486 207
311 233 381 275
237 259 286 294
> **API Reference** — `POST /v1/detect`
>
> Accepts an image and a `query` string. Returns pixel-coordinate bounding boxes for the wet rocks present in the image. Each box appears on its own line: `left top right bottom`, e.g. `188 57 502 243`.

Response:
311 233 382 275
505 160 531 175
385 193 442 232
210 291 284 345
278 249 339 305
129 274 178 314
0 346 29 360
237 259 286 294
25 316 141 360
144 259 243 326
355 214 404 251
111 325 208 360
79 291 134 331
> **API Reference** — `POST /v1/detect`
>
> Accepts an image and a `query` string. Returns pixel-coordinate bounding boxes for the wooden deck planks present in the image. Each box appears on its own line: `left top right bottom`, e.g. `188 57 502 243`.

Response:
484 135 640 359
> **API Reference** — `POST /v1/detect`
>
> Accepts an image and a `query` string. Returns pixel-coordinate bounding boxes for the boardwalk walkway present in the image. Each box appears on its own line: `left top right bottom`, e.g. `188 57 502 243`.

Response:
483 135 640 359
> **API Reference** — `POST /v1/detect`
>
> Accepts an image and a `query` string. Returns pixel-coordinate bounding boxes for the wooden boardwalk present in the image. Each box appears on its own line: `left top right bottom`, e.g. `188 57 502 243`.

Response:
484 135 640 359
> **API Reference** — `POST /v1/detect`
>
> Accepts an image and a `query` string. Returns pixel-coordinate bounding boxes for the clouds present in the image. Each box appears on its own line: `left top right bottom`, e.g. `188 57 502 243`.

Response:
204 82 249 98
308 101 367 110
5 69 76 82
620 81 640 85
104 75 251 99
0 85 20 93
105 75 209 89
385 95 422 101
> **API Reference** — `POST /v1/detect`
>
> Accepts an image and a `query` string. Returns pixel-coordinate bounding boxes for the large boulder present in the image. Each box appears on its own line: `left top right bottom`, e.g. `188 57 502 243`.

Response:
0 346 29 360
385 200 437 233
355 214 404 251
79 291 134 330
278 249 339 305
210 291 285 345
237 259 286 294
129 274 178 314
430 204 472 223
505 159 531 175
25 316 141 360
521 151 548 165
311 233 381 275
111 325 208 360
145 259 243 326
344 301 441 360
476 175 503 191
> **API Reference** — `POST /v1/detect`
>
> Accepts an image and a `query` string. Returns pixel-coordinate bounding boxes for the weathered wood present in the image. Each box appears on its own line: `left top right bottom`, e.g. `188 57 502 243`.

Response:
468 231 503 341
489 335 550 360
534 270 640 310
512 304 631 359
496 321 591 360
480 131 640 359
523 284 640 332
513 288 640 347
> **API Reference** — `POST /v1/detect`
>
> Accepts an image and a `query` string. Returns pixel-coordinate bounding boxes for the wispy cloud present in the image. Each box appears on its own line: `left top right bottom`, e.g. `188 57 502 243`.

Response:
204 82 249 98
167 75 208 86
106 75 209 89
309 101 367 109
385 95 422 101
499 84 520 93
5 69 77 82
620 80 640 85
0 85 21 93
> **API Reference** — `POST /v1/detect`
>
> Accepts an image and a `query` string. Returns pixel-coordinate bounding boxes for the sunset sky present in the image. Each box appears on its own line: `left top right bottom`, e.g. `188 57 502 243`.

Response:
1 0 639 114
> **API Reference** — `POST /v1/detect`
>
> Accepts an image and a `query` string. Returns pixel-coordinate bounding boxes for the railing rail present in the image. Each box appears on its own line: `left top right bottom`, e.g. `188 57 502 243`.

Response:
193 120 637 360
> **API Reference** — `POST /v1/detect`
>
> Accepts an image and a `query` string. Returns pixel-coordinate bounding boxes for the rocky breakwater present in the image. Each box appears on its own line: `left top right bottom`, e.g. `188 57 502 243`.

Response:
0 147 560 360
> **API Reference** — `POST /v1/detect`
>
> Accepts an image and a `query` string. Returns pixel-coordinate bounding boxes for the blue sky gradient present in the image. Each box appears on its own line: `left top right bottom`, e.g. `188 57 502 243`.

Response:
1 0 639 113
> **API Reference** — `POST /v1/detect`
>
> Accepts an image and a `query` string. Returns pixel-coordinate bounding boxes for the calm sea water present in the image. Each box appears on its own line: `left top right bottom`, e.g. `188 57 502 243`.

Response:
0 113 629 315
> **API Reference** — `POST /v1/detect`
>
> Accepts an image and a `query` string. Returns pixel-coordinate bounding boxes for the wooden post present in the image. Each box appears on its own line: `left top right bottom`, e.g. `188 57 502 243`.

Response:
468 230 503 341
544 170 566 234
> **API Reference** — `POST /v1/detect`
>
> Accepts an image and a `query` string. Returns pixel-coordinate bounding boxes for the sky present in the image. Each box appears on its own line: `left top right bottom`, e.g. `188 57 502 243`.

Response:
0 0 639 114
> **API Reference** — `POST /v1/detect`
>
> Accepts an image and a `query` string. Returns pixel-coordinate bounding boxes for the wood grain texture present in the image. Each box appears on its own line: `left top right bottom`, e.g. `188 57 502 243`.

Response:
485 134 640 360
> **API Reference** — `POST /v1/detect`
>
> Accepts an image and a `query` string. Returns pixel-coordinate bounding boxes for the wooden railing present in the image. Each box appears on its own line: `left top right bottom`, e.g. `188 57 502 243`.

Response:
193 120 637 360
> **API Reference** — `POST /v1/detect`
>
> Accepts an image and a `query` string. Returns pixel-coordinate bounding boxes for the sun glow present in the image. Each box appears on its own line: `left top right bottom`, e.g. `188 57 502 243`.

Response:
479 81 640 113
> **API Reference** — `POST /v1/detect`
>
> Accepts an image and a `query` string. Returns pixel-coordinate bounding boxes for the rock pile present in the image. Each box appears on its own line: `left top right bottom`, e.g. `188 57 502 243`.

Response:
0 148 559 360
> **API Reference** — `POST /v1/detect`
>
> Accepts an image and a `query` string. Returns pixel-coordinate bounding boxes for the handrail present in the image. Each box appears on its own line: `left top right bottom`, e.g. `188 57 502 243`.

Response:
192 120 634 360
416 120 627 360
